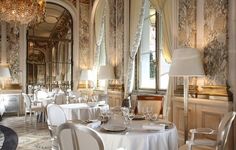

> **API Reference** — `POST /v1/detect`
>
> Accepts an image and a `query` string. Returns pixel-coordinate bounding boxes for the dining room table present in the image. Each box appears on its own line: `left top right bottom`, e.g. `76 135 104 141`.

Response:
65 111 178 150
95 119 178 150
60 103 109 121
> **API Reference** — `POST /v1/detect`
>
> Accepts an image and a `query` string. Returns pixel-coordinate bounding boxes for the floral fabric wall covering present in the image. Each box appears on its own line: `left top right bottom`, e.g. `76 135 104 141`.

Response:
108 0 124 82
7 26 20 83
79 2 90 69
178 0 228 85
203 0 228 85
178 0 196 48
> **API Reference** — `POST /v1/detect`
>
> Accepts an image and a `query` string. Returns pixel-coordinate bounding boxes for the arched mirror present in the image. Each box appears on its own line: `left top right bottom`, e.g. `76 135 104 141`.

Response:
26 2 73 93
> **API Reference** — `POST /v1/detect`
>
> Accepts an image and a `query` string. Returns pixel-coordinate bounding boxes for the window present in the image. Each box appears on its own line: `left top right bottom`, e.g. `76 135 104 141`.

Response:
136 2 170 91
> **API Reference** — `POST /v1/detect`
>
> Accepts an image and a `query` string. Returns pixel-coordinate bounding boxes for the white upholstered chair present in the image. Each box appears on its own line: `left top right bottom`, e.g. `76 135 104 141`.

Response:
57 122 104 150
47 104 67 150
22 93 45 124
180 111 236 150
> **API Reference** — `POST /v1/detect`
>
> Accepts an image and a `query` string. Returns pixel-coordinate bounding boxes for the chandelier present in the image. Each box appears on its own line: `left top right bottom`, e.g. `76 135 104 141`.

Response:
0 0 46 25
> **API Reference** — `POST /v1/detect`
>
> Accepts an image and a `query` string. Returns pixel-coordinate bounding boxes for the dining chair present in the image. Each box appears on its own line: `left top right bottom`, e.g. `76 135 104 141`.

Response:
22 93 45 124
54 93 66 105
97 94 108 104
136 95 164 116
47 104 67 150
179 111 236 150
57 122 104 150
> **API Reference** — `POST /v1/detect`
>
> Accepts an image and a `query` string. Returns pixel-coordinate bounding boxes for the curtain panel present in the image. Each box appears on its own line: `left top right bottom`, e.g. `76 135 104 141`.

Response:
94 0 106 69
150 0 172 63
150 0 174 120
124 0 147 98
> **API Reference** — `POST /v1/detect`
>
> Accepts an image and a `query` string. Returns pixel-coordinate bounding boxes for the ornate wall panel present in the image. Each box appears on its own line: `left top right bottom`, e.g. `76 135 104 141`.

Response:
178 0 197 48
178 0 228 86
108 0 124 82
79 2 90 68
203 0 228 85
7 26 20 83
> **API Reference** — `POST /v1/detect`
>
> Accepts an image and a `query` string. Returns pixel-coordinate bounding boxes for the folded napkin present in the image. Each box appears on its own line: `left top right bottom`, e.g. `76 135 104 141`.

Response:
142 124 165 131
86 121 101 129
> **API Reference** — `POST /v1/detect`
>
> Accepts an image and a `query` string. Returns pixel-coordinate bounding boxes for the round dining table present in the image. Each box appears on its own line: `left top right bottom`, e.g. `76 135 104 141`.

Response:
96 120 178 150
60 103 109 121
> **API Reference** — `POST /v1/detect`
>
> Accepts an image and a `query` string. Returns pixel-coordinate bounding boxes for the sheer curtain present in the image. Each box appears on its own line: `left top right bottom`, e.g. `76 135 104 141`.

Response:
124 0 147 98
150 0 172 63
94 0 106 68
150 0 174 120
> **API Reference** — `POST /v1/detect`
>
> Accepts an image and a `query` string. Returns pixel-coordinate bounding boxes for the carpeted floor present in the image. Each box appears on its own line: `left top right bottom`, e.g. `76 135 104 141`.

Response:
0 115 52 150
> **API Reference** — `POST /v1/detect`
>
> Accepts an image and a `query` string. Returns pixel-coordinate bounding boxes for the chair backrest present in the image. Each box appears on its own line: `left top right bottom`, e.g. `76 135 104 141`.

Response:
37 90 49 100
22 93 31 109
57 123 104 150
97 94 108 104
216 111 236 150
136 95 163 115
47 104 67 126
54 93 66 105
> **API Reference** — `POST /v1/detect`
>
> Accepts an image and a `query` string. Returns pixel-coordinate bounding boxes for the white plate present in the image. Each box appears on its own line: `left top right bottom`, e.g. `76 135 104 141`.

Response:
103 124 127 132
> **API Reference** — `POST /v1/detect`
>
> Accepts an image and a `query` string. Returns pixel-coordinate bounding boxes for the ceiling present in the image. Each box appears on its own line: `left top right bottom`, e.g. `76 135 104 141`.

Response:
28 3 70 39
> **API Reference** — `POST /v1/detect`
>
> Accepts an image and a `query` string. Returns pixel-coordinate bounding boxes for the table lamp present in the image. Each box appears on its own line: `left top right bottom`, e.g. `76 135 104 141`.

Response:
97 65 115 94
0 65 11 89
80 69 93 89
169 48 205 142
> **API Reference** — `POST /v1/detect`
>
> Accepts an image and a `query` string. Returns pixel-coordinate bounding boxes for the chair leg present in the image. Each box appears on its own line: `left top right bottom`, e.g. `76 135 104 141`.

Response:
188 144 192 150
30 110 32 124
24 111 27 122
51 136 59 150
42 112 44 123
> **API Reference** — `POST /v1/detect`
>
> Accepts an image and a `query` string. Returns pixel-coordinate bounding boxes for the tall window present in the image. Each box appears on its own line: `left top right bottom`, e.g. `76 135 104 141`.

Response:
137 2 170 91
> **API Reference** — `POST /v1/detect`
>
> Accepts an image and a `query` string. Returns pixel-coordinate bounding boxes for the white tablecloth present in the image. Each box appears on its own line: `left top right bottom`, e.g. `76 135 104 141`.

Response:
60 103 109 120
38 97 54 107
97 120 178 150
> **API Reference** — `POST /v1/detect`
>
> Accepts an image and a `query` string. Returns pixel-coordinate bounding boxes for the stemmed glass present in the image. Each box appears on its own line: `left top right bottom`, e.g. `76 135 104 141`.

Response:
127 109 135 127
99 109 108 124
144 106 153 120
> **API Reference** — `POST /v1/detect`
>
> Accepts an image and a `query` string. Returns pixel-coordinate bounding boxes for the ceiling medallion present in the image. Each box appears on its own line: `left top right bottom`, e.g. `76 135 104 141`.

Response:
0 0 46 25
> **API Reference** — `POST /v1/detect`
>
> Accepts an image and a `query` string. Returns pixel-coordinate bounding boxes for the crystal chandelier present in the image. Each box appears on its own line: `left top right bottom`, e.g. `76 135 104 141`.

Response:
0 0 46 25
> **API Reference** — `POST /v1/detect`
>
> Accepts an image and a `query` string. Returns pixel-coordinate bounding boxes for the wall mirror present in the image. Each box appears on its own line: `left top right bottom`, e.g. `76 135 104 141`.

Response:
27 2 73 93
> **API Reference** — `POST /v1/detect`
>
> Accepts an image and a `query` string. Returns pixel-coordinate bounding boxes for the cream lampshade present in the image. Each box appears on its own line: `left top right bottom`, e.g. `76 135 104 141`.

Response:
169 48 205 142
97 65 115 80
80 69 93 81
97 65 115 93
80 69 93 89
0 65 11 89
169 48 205 77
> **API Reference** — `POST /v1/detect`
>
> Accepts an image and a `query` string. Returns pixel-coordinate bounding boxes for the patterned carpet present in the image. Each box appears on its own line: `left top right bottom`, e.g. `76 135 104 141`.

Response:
0 115 52 150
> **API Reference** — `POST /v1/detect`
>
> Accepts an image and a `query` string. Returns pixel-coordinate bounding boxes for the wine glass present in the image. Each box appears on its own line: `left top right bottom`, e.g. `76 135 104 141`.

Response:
128 109 135 125
145 106 153 120
150 113 158 121
99 109 108 124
